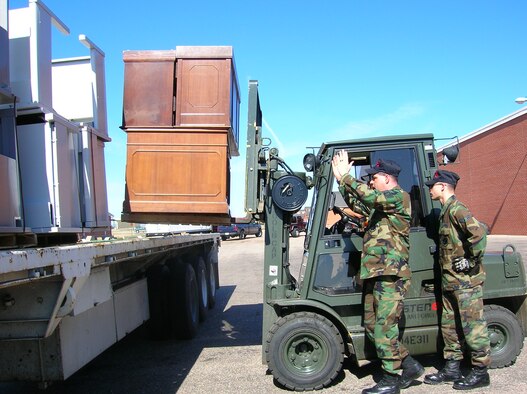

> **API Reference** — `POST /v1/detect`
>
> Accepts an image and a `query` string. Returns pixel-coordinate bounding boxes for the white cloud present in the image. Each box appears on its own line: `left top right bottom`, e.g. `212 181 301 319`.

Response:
330 103 427 140
262 117 285 155
229 103 429 216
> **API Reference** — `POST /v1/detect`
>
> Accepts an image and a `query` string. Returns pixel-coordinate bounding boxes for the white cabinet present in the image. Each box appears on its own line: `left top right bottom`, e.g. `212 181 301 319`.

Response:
8 0 69 108
17 110 82 232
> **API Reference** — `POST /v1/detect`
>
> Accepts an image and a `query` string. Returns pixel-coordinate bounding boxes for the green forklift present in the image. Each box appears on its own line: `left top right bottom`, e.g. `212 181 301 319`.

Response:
244 80 527 390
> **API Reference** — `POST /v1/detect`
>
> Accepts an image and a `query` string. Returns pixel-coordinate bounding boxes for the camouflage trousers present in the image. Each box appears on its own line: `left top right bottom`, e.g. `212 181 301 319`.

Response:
363 276 410 374
441 285 491 367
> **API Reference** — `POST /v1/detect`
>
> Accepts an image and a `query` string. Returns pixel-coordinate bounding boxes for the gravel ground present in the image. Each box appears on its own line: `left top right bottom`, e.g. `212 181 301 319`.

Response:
1 234 526 393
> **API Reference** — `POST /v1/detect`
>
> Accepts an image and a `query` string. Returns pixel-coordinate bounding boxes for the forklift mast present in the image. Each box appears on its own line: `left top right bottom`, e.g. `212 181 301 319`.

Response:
244 80 310 346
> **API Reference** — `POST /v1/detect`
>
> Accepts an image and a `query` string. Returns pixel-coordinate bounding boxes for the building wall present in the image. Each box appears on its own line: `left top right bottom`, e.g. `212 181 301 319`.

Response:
440 113 527 235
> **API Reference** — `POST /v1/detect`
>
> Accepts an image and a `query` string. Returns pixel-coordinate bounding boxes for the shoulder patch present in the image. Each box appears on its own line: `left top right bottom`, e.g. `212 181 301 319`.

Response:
384 189 400 198
451 200 474 224
458 214 472 224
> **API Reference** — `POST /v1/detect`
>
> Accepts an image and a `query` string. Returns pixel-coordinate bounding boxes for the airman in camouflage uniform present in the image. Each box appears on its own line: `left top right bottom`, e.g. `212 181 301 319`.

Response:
424 170 491 390
332 151 424 394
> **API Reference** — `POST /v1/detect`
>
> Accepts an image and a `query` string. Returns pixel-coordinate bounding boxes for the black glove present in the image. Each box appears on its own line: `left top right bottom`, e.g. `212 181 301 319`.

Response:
452 257 471 273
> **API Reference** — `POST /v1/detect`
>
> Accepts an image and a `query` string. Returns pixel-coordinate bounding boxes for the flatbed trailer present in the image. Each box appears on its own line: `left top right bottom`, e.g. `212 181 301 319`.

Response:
0 233 220 384
1 0 231 386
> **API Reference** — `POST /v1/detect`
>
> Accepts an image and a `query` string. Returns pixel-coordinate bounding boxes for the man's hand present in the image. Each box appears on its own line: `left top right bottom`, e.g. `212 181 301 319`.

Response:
452 256 471 273
332 149 353 182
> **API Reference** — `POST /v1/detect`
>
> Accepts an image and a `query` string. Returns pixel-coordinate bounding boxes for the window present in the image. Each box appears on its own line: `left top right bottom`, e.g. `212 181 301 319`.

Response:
325 146 424 234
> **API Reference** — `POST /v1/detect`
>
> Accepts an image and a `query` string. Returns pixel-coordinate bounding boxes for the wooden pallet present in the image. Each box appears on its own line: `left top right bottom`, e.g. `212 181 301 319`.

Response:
0 232 38 249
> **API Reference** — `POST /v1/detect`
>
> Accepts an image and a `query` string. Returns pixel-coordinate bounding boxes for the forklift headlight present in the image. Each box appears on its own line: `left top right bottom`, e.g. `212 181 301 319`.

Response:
303 153 318 172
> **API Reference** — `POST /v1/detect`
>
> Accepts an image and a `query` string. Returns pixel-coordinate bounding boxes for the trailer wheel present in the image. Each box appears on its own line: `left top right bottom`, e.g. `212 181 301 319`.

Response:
265 312 345 391
485 304 524 368
196 257 209 321
171 262 200 339
146 264 171 339
206 257 217 309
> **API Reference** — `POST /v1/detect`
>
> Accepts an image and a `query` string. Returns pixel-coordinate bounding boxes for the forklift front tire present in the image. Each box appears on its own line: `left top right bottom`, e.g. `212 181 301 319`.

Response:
265 312 345 391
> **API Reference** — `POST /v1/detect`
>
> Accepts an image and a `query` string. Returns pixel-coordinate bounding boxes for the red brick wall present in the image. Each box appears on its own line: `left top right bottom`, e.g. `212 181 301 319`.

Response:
439 114 527 235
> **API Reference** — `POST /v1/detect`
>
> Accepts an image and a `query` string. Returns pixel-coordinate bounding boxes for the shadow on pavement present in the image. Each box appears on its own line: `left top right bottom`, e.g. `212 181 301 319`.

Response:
0 283 265 394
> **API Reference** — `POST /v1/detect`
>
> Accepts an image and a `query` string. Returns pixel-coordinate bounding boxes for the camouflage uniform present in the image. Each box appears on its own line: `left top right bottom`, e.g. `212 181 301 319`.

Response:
339 173 412 374
437 195 491 367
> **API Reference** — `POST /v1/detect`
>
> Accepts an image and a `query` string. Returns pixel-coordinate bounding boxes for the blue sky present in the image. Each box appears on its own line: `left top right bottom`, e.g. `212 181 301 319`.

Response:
8 0 527 219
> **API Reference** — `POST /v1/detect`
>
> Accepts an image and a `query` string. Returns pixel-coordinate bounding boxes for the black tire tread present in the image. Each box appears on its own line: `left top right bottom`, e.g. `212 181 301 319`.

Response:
206 254 217 309
485 304 524 368
196 257 209 322
264 312 344 391
171 262 199 339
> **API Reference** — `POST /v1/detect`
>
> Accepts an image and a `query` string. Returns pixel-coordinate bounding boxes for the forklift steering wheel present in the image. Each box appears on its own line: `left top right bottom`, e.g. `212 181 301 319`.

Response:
328 206 364 235
332 205 357 223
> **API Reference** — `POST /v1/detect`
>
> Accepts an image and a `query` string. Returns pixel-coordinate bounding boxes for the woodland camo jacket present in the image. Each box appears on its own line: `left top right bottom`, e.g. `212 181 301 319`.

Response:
438 195 487 291
339 173 412 280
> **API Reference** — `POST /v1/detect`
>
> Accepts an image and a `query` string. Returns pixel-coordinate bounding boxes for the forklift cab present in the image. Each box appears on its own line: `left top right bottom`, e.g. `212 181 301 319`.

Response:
299 138 441 330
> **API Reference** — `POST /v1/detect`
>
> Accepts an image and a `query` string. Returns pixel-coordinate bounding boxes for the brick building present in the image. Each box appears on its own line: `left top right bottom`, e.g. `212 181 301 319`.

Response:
437 106 527 235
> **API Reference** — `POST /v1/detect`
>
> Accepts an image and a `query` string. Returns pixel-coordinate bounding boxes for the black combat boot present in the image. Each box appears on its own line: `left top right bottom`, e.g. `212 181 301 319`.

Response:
423 360 462 385
362 372 401 394
452 366 490 390
399 355 425 389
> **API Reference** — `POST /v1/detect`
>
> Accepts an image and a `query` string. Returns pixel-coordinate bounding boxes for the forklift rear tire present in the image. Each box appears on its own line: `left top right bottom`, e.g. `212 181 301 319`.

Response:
265 312 345 391
485 304 524 368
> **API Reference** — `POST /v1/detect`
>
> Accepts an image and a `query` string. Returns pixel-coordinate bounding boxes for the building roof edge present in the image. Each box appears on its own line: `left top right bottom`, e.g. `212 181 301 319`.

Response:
438 106 527 151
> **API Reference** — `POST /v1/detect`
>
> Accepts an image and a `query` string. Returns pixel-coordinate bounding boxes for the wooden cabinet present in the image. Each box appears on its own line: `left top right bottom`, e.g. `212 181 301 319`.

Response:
121 47 240 224
122 127 231 224
122 47 239 156
122 50 177 128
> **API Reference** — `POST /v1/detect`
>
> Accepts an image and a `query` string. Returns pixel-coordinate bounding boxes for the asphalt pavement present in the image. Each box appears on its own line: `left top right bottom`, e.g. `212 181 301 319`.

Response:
1 234 526 393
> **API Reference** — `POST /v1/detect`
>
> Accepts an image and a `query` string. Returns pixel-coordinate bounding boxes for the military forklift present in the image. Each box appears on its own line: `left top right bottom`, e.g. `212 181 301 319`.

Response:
244 80 527 390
